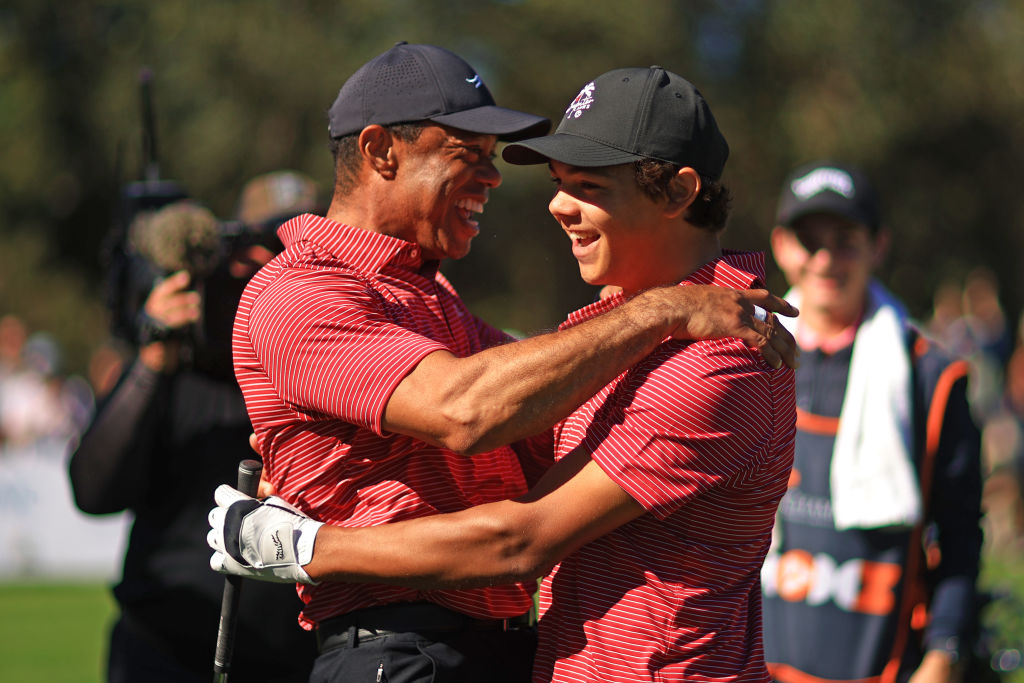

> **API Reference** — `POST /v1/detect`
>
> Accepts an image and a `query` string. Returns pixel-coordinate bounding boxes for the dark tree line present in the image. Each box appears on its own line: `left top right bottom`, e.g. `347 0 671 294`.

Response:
1 0 1021 372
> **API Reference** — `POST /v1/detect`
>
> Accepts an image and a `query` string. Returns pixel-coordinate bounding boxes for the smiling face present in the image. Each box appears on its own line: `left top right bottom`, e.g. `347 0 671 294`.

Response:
391 124 501 261
547 160 692 297
771 212 886 330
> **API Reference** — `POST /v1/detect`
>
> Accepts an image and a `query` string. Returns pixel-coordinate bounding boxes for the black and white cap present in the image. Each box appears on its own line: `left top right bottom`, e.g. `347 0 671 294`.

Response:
328 42 550 142
775 161 881 232
502 66 729 179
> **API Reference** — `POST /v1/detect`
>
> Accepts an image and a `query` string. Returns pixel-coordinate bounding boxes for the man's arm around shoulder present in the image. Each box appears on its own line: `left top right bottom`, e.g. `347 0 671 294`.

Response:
385 285 798 454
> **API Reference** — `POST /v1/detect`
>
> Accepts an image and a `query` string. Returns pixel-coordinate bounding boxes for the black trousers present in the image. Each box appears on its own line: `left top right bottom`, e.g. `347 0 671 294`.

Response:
107 610 313 683
107 616 206 683
310 627 537 683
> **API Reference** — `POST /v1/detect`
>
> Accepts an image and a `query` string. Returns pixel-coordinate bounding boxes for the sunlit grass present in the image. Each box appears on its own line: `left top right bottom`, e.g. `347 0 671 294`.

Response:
1 560 1022 681
0 582 116 682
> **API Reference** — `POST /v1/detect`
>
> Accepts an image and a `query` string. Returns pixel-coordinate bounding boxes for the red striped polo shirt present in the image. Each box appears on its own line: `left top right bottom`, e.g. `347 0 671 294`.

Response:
233 214 537 629
534 251 797 683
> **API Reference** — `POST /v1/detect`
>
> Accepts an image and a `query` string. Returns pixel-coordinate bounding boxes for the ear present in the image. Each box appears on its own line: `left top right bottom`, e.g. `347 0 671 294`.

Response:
358 125 397 180
663 167 701 219
770 226 803 282
769 225 791 258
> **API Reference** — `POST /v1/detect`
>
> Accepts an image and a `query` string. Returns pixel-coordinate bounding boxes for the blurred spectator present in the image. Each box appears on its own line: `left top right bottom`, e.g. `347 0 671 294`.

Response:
0 329 81 454
761 161 983 681
0 314 29 449
961 269 1012 421
925 268 1011 424
68 194 318 682
235 169 320 232
962 268 1012 366
980 347 1024 555
0 314 28 377
926 278 965 350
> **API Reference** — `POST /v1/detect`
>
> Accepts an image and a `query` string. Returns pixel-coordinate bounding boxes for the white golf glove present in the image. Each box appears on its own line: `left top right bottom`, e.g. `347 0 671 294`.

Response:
207 484 324 585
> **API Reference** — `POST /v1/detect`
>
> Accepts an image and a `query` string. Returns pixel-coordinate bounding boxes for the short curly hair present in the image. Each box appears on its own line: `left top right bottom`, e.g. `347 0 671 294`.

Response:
633 159 732 232
328 122 427 195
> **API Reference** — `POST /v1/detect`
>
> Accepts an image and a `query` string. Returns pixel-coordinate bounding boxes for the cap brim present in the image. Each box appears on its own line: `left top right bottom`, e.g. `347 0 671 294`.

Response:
502 133 646 167
431 106 550 142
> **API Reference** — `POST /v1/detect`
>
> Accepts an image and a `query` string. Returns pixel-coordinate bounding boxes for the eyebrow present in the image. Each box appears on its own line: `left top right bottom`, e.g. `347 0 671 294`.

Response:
446 137 498 156
447 129 496 144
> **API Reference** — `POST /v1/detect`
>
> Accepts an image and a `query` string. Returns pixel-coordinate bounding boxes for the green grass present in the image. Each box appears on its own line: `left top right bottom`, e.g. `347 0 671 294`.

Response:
0 582 116 682
0 564 1022 681
979 554 1024 682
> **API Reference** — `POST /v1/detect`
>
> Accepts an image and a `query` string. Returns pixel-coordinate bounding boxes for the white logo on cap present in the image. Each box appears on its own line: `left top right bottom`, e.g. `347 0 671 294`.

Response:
565 82 596 119
466 74 483 89
791 167 856 200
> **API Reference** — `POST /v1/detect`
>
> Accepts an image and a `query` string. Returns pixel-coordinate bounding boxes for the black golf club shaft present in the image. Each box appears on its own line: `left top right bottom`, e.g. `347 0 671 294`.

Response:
213 458 263 682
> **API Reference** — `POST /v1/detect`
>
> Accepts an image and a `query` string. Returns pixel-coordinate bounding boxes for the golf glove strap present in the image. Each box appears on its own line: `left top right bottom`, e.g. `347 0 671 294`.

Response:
208 484 323 585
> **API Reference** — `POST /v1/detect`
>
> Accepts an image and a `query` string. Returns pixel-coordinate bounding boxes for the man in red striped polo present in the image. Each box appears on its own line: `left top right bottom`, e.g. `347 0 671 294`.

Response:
213 64 797 682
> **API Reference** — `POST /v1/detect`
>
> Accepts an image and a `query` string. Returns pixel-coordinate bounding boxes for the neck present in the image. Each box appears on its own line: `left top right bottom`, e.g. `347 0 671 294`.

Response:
622 228 722 297
797 298 866 343
326 178 407 240
326 192 374 232
686 236 724 280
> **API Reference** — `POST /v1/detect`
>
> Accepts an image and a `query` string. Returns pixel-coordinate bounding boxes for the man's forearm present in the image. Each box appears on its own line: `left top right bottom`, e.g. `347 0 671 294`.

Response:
307 500 550 589
304 450 642 588
386 284 792 454
211 450 643 589
210 493 547 589
427 289 676 453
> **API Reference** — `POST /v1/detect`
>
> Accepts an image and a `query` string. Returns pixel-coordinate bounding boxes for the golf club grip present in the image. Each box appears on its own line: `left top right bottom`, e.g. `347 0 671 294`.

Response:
212 459 263 678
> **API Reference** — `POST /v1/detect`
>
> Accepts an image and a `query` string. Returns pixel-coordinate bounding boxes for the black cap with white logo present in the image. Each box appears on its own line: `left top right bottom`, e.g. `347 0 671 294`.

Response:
328 42 550 142
502 66 729 179
775 161 881 232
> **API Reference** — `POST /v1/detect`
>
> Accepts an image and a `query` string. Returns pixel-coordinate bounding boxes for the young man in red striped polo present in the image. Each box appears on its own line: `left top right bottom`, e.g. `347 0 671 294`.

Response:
212 65 797 682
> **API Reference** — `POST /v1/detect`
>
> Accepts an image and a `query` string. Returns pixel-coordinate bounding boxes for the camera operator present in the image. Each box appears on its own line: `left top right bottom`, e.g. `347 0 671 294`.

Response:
69 178 319 682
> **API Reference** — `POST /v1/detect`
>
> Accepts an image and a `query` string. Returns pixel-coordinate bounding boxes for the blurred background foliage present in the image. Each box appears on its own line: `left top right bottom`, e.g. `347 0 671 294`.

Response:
0 0 1022 374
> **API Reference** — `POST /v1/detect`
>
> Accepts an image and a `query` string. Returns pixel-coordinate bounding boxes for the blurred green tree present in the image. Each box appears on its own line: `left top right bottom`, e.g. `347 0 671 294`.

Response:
0 0 1021 373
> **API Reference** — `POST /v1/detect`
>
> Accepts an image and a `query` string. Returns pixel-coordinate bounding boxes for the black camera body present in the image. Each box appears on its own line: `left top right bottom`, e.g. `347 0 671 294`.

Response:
103 70 310 374
103 180 270 376
105 179 189 346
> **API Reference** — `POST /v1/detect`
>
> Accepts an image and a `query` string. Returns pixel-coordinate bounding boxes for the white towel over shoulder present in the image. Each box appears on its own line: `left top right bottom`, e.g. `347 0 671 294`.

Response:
782 282 921 529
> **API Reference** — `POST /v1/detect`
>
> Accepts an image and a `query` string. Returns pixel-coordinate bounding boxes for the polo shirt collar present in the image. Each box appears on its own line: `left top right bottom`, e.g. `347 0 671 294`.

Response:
685 250 765 290
276 213 429 273
562 250 766 327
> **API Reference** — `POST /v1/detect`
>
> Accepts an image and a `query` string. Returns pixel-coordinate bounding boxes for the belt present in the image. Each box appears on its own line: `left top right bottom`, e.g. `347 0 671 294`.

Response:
316 601 533 653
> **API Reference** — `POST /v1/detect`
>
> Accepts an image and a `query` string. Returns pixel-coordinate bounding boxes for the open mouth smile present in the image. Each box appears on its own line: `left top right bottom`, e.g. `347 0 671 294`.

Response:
455 198 485 226
567 230 599 248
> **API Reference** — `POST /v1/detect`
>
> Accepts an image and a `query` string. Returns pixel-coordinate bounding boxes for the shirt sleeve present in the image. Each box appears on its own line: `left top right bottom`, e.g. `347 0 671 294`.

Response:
68 358 167 514
923 371 983 651
585 338 778 519
248 268 448 436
